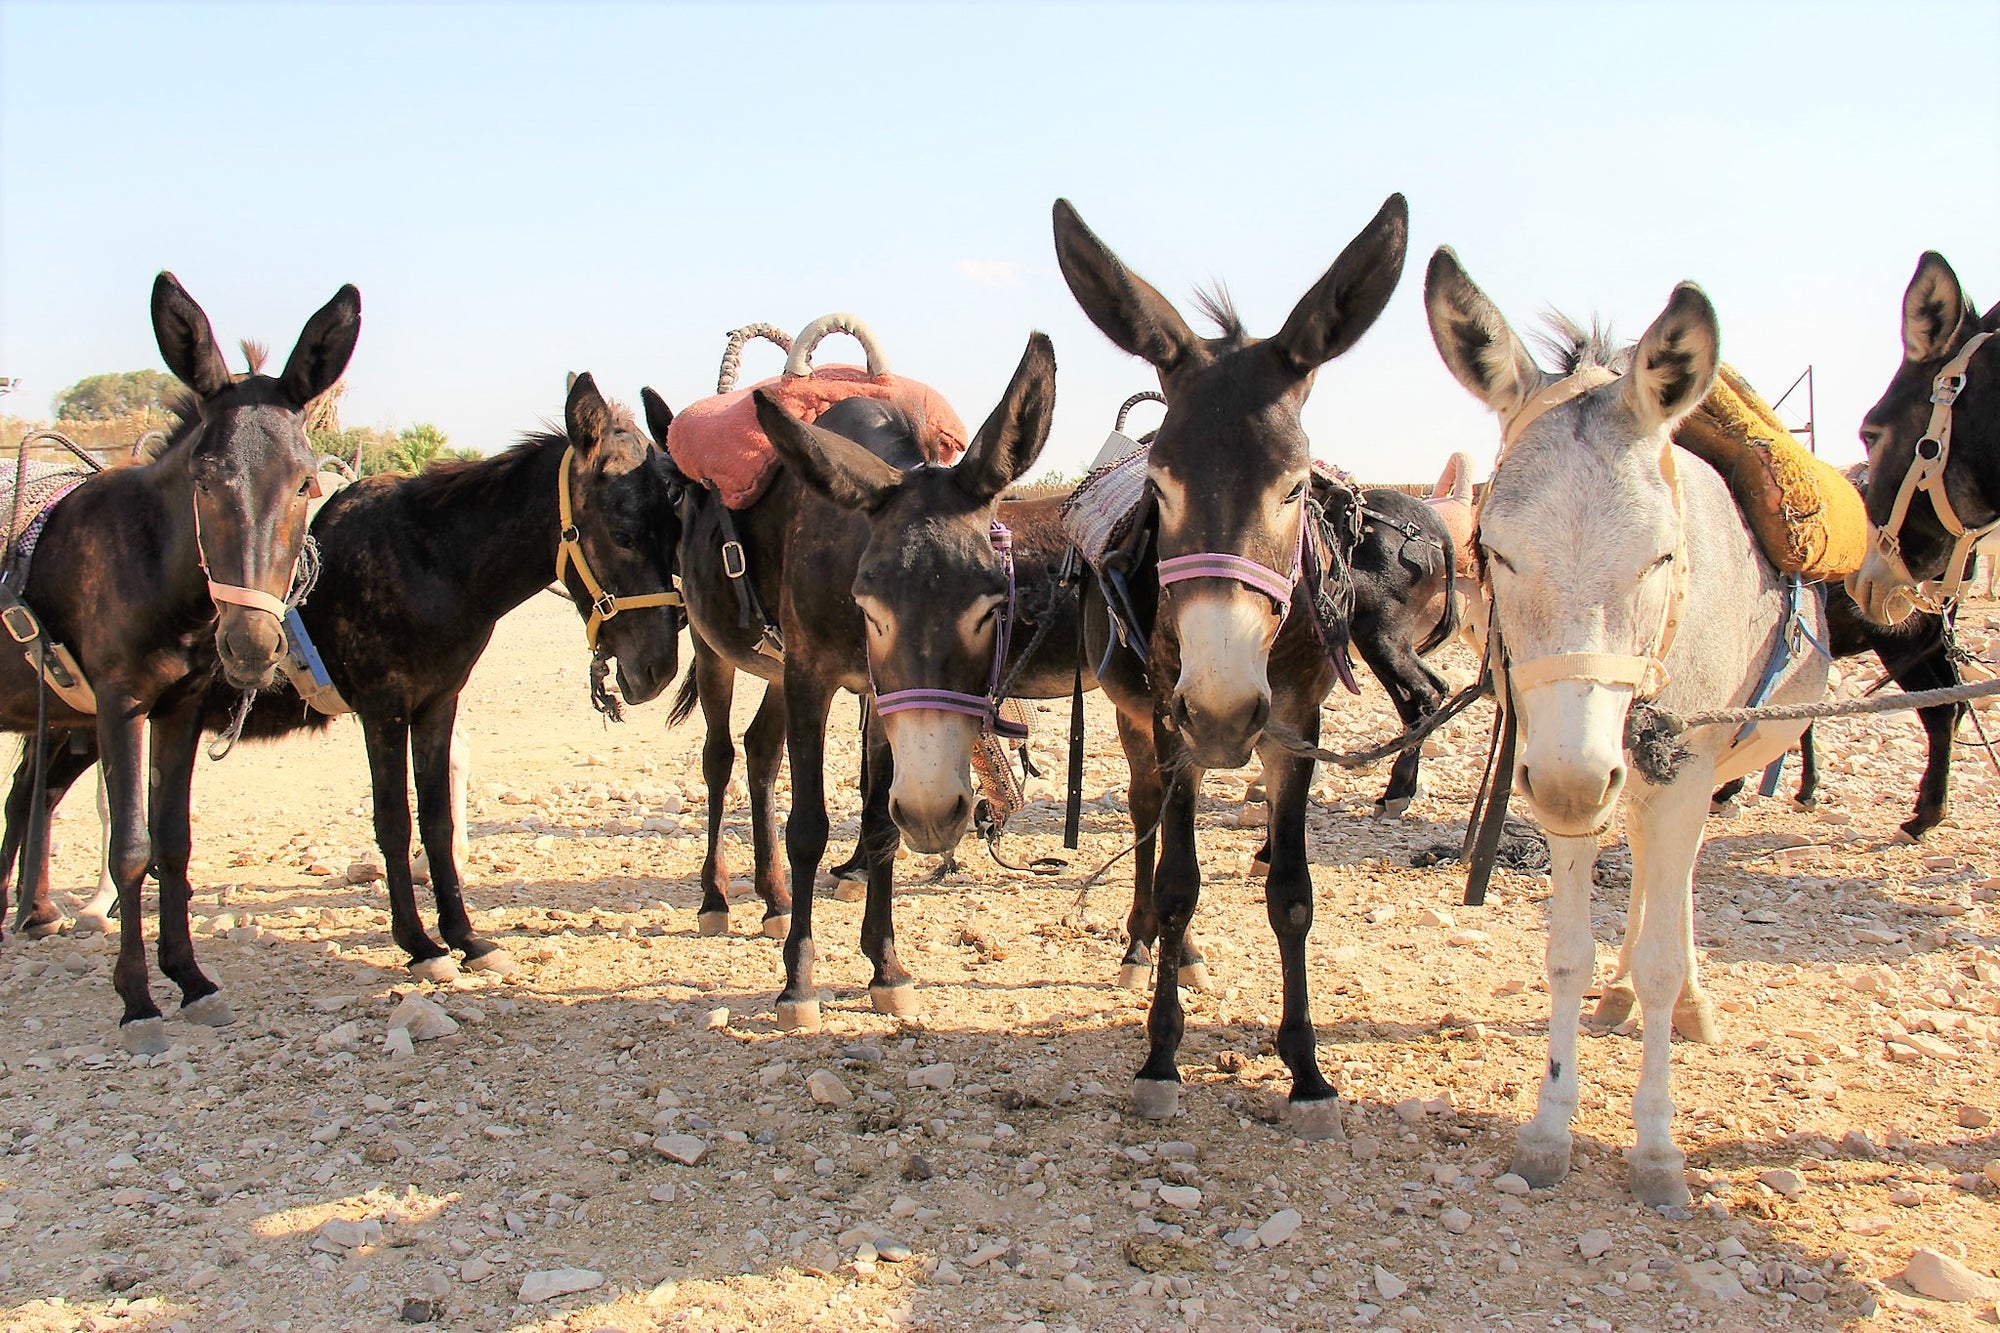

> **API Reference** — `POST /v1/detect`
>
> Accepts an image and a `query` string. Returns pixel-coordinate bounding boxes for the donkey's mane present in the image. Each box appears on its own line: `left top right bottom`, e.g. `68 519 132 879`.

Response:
1530 312 1626 376
1192 284 1249 347
400 431 559 513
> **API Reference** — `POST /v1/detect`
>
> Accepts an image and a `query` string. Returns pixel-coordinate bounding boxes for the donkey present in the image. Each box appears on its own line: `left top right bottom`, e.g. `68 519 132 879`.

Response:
2 374 683 981
1425 251 1829 1206
0 275 356 1049
1051 194 1409 1136
1848 252 2000 627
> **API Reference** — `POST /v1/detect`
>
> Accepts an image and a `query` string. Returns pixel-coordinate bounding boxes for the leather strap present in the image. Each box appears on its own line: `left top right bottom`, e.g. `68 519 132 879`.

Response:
192 493 294 623
555 445 683 650
1871 331 1996 609
1500 367 1620 451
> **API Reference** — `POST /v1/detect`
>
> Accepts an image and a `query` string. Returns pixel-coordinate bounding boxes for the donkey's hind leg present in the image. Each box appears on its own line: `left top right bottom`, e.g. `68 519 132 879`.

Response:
1588 870 1643 1033
1353 630 1446 816
1624 778 1707 1207
359 713 454 980
1513 834 1598 1188
1113 706 1176 989
743 681 793 939
416 698 510 974
148 701 230 1026
77 758 120 933
5 733 93 937
694 645 739 935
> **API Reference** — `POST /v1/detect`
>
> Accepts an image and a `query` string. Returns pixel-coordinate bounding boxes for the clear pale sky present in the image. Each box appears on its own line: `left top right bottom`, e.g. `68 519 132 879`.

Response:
3 1 1995 483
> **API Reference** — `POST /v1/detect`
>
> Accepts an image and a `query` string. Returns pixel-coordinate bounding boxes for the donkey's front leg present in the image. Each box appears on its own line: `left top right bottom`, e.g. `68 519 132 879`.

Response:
414 697 510 974
775 673 834 1032
359 714 453 980
857 710 914 1015
98 700 163 1049
693 643 739 934
1134 735 1201 1121
1261 724 1342 1138
1513 833 1598 1188
147 698 231 1026
743 682 793 938
1625 778 1708 1208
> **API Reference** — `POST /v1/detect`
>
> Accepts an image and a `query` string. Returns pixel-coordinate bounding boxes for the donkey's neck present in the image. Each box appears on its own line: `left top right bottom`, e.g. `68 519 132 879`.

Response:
406 438 569 622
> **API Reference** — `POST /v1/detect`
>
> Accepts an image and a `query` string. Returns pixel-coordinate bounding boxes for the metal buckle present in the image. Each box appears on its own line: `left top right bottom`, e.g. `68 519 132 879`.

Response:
593 593 618 621
560 523 581 544
1916 436 1944 463
1 605 37 644
721 541 748 580
1933 373 1966 405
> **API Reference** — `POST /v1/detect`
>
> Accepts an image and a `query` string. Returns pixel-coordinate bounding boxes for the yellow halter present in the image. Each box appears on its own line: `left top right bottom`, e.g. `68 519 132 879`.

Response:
554 445 681 650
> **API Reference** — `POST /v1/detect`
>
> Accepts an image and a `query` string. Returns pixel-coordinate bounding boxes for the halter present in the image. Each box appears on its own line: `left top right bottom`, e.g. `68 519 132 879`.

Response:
872 520 1028 741
1868 330 1995 610
1483 368 1688 703
555 445 683 650
191 492 298 621
1155 503 1307 618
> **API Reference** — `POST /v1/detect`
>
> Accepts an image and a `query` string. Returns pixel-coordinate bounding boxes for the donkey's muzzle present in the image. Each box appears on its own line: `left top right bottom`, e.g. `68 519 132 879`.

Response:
1170 690 1269 770
216 608 285 690
1517 756 1625 837
890 790 972 855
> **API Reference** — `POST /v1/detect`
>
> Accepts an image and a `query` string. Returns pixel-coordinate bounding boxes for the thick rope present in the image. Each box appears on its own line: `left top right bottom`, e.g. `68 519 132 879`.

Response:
1262 675 1494 769
717 324 793 395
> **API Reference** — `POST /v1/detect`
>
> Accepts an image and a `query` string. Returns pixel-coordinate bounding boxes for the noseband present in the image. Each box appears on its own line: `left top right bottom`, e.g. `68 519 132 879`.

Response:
1155 505 1306 618
191 492 301 622
555 445 683 650
1869 331 1995 609
1485 368 1687 702
872 520 1028 741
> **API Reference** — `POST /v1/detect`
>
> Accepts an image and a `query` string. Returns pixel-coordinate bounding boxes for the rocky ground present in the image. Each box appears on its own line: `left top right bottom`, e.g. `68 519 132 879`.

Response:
3 597 2000 1333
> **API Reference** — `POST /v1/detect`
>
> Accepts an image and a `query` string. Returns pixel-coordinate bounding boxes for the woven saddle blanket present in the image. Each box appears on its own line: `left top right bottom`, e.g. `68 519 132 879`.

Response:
1 461 93 578
667 366 969 509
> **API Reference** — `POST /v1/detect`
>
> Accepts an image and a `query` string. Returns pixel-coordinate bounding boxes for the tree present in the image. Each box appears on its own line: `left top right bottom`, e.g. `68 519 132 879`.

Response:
311 421 480 477
52 370 176 421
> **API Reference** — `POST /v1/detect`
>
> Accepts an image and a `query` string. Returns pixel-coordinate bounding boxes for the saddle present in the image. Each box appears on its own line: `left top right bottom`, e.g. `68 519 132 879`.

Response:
666 314 968 509
1424 451 1481 579
0 458 99 713
1672 364 1868 582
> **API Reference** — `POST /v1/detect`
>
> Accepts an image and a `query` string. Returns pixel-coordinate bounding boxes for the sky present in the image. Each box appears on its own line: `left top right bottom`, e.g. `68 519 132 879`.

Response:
3 1 1996 484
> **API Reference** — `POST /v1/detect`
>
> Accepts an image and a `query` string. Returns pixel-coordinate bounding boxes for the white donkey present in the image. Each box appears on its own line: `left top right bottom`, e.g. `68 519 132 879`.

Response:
1425 251 1829 1207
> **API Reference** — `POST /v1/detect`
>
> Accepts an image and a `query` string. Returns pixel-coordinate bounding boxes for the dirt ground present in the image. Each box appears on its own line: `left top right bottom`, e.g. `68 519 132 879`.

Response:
3 594 2000 1333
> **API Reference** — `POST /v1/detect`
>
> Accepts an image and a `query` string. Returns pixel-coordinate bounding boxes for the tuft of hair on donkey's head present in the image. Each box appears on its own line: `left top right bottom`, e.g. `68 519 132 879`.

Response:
753 333 1056 854
1052 194 1407 769
1425 248 1720 836
152 272 360 690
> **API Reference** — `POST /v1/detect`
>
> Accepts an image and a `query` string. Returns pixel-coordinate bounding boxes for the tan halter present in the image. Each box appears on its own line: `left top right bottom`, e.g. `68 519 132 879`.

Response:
1870 330 1995 610
1484 368 1688 702
554 445 682 650
191 492 296 621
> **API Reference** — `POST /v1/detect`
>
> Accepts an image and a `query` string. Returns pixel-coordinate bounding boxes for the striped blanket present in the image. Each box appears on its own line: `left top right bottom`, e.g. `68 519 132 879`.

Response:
1 461 93 578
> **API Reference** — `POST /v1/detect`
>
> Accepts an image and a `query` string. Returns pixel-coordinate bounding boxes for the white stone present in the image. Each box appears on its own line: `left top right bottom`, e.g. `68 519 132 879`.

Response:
458 1257 493 1283
653 1133 706 1166
702 1007 730 1030
1418 908 1455 928
1492 1173 1530 1195
907 1063 956 1091
1679 1259 1748 1303
1446 929 1489 947
1904 1248 2000 1302
1439 1208 1472 1235
317 1218 382 1250
386 992 459 1041
1577 1229 1612 1259
805 1070 853 1108
1758 1168 1805 1198
382 1027 415 1061
1372 1266 1408 1301
518 1267 603 1303
1256 1208 1302 1248
1157 1185 1202 1210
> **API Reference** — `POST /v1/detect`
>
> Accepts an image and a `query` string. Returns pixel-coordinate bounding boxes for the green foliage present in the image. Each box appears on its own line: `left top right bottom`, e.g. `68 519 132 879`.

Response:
52 370 176 421
310 421 481 476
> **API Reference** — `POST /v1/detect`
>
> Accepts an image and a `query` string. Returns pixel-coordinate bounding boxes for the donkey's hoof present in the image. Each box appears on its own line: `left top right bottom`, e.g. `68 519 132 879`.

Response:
832 862 867 884
776 998 821 1033
1117 962 1151 991
761 913 791 941
1587 985 1638 1031
178 994 237 1028
1287 1097 1347 1142
1178 962 1215 994
1375 796 1414 819
870 982 919 1017
697 911 730 937
1511 1137 1572 1189
409 956 459 984
1131 1078 1181 1121
121 1018 169 1056
1672 994 1721 1044
465 949 518 977
1629 1159 1693 1209
73 910 115 936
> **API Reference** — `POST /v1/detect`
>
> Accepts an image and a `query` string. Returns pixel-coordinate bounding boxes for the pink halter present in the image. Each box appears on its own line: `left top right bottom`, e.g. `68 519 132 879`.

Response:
1155 509 1305 618
870 520 1028 741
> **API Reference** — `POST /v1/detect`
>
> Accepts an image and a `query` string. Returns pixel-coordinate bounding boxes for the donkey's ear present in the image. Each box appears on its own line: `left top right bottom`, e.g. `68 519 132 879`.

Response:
754 389 902 512
1625 283 1720 434
1269 193 1409 376
151 273 233 399
1902 252 1970 363
565 371 615 454
955 333 1056 502
1423 247 1543 420
1052 199 1202 377
639 386 674 448
277 284 361 409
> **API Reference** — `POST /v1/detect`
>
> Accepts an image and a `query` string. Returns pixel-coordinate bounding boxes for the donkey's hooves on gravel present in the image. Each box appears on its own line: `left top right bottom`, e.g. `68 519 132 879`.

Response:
1117 962 1151 991
121 1018 169 1056
1511 1138 1571 1188
409 956 459 984
1287 1097 1347 1142
697 911 730 937
1131 1078 1181 1121
1629 1161 1693 1209
1375 796 1414 819
761 914 791 941
1587 985 1638 1031
179 994 237 1028
465 949 517 977
73 910 115 936
869 982 918 1017
1178 961 1215 994
1672 994 1721 1044
776 998 821 1033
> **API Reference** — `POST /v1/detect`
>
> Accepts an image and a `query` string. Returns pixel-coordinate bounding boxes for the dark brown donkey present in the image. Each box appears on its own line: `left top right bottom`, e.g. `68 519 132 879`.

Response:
2 374 683 981
0 275 356 1050
662 337 1056 1028
1052 194 1409 1136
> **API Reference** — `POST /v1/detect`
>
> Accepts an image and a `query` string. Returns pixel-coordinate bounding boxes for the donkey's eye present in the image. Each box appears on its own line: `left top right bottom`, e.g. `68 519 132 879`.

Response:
610 528 639 549
1283 480 1307 504
1859 426 1883 457
1648 552 1674 572
1482 546 1514 573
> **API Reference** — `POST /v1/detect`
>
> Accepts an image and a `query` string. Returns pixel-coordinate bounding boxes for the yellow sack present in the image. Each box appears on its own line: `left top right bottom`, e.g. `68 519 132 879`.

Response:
1673 364 1869 582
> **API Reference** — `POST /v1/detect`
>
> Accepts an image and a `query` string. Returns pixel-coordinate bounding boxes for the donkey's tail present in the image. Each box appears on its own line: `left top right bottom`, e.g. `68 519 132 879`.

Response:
667 663 701 728
1417 546 1459 658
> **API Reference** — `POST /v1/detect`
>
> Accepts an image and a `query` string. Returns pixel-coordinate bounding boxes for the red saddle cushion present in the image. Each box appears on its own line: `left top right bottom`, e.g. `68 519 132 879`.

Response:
666 365 968 509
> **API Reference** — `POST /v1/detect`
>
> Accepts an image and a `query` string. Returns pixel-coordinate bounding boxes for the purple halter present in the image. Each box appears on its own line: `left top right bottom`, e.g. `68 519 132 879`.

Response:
871 520 1029 741
1155 509 1305 618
